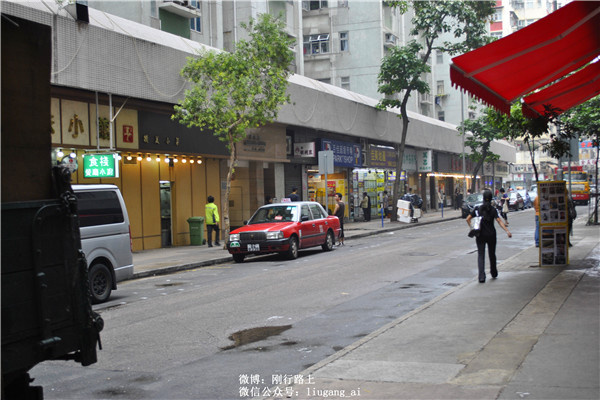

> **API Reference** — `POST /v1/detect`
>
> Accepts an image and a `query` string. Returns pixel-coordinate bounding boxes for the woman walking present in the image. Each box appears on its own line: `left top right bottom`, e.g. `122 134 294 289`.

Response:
466 190 512 283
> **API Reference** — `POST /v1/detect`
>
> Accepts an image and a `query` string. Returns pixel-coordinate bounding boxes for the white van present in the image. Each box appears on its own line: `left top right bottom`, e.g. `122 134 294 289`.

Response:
73 184 133 303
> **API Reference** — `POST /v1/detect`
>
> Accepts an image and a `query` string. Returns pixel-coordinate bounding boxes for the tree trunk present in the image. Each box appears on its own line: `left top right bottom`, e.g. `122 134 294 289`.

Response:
222 137 237 248
391 101 410 222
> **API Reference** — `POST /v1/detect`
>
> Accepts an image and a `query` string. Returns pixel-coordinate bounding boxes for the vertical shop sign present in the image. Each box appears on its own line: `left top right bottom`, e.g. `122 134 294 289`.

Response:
123 125 134 143
538 181 568 266
417 150 432 172
322 140 362 167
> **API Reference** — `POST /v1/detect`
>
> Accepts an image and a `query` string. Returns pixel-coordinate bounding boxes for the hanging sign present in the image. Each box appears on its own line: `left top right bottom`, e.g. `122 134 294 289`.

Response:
83 153 119 178
417 150 433 172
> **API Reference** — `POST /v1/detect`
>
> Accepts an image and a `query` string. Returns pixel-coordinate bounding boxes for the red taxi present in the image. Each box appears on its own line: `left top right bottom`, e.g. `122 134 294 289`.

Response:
227 201 341 263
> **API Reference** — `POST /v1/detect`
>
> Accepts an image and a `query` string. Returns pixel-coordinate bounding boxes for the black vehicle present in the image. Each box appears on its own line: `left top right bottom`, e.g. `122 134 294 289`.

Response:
461 193 484 218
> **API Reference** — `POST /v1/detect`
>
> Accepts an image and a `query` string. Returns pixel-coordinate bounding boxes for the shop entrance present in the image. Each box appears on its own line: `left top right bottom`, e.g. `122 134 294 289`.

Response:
160 181 172 247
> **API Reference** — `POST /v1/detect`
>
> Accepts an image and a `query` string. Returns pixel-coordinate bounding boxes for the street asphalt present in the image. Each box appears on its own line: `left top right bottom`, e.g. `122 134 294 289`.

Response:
129 207 599 400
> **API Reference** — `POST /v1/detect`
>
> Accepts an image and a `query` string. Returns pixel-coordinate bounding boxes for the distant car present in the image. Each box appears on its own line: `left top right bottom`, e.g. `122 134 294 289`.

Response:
461 193 484 218
227 201 341 263
528 190 538 205
507 192 525 211
517 189 532 208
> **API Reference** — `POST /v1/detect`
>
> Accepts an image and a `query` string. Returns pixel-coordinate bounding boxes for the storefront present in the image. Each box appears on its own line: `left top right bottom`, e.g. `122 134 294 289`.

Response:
305 139 361 219
50 91 230 251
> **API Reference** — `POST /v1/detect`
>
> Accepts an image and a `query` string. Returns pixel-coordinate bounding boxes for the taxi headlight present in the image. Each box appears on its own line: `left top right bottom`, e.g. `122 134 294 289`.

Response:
266 231 284 240
229 233 240 241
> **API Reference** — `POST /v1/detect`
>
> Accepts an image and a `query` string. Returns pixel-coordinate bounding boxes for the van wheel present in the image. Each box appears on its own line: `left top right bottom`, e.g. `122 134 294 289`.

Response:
89 263 113 304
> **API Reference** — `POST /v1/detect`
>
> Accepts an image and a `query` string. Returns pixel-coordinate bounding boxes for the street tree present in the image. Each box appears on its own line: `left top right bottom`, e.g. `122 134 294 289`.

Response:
173 13 294 238
562 95 600 224
377 1 495 220
459 108 506 193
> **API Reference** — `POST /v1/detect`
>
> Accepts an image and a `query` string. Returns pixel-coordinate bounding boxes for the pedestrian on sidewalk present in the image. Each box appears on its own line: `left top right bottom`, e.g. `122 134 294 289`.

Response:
382 191 390 218
533 194 540 247
205 195 220 247
360 192 371 221
288 187 300 202
567 190 576 247
499 188 509 226
334 193 345 246
466 189 512 283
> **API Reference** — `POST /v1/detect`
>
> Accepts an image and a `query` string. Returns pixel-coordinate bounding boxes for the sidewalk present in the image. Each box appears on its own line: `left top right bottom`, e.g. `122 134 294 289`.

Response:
131 207 463 279
266 221 600 400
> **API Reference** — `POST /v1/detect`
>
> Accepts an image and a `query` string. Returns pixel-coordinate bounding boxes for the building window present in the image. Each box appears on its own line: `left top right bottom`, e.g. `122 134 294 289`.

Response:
338 0 348 7
493 10 503 21
302 0 328 11
340 32 349 52
190 0 201 32
438 111 445 122
436 51 443 64
341 76 350 90
303 34 330 55
317 78 331 84
436 80 445 95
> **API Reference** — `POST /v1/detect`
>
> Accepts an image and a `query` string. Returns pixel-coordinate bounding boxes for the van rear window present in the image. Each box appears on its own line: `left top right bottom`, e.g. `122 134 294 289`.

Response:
76 191 124 227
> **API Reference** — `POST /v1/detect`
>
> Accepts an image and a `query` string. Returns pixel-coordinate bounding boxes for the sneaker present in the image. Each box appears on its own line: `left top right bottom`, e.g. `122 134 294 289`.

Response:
215 242 220 246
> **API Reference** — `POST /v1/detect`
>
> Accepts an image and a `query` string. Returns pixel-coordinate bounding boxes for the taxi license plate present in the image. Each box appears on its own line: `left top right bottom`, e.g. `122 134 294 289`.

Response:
247 244 260 252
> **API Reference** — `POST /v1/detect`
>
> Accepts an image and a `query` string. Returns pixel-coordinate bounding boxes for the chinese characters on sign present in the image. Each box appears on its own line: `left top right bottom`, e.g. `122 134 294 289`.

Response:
123 125 134 143
294 142 315 157
417 150 432 172
83 153 119 178
322 140 362 167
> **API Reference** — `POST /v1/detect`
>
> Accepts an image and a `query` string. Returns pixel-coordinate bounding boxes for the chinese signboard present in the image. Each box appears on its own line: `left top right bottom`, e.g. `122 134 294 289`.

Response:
417 150 432 172
321 140 362 167
294 142 316 157
368 146 396 168
83 153 119 178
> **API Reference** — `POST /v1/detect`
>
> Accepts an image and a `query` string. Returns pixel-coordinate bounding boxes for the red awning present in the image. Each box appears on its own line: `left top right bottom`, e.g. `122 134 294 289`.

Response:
450 1 600 116
522 60 600 118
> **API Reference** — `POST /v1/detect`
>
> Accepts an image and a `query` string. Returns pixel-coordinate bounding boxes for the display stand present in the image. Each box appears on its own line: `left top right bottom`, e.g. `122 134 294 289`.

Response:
538 181 569 267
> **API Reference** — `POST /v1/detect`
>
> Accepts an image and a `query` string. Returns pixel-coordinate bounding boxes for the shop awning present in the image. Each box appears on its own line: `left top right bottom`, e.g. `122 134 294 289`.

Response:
522 60 600 118
450 1 600 116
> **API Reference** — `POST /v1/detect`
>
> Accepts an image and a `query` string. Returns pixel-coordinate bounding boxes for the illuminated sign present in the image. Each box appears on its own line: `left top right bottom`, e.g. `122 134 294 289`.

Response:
83 153 119 178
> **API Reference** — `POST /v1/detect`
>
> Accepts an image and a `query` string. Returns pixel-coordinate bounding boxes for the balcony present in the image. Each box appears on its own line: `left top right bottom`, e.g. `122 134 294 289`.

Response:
159 1 200 18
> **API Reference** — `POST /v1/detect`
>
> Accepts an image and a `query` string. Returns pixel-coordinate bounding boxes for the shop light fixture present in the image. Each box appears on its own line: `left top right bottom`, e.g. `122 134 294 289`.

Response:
156 155 161 162
57 149 64 158
126 153 132 161
182 157 187 163
69 151 77 158
164 157 170 163
137 154 143 161
146 154 152 162
116 154 122 160
197 157 203 164
173 156 178 163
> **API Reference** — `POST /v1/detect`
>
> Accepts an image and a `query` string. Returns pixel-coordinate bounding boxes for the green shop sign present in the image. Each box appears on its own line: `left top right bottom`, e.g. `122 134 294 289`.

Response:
83 153 119 178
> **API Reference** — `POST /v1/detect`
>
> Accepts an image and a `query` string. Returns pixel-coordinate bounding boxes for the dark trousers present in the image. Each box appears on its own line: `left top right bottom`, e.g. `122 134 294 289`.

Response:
363 207 371 221
476 234 497 281
206 224 220 245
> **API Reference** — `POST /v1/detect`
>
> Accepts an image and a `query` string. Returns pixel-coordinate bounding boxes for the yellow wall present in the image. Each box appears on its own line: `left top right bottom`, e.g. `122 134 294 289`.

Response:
68 149 221 251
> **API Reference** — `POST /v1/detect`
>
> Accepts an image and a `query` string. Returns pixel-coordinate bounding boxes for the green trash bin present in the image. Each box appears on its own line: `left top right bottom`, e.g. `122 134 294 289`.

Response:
187 217 205 245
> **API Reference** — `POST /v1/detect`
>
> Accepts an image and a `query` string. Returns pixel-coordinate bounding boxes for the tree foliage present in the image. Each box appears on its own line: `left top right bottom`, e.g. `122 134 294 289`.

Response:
173 13 294 236
378 1 495 219
459 108 505 192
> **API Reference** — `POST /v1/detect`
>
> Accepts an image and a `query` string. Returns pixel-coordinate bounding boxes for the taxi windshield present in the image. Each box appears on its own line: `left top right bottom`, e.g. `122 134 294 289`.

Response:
249 205 298 224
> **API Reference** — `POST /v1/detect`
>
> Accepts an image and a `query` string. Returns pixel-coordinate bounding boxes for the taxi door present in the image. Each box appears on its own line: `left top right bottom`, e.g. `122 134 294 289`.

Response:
299 204 319 247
